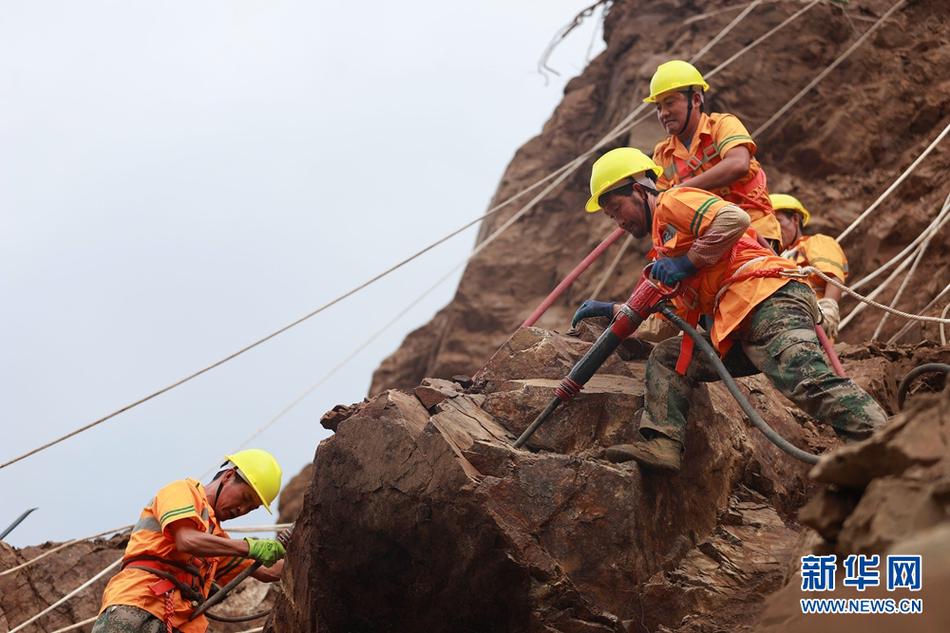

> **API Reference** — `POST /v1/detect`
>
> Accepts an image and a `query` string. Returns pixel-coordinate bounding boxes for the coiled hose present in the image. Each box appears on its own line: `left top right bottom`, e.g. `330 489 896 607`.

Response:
659 305 820 465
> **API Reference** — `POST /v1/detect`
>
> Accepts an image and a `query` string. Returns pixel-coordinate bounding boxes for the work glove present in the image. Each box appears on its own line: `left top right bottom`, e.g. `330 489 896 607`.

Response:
650 255 697 285
817 297 840 339
244 538 286 566
571 299 615 329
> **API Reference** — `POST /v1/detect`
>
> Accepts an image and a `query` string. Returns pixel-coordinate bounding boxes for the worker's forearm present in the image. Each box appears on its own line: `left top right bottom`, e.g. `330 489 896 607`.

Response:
822 280 843 302
687 205 750 268
175 530 250 558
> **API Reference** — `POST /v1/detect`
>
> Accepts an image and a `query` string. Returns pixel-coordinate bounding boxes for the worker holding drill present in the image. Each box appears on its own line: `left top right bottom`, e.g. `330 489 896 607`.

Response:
772 193 848 339
572 148 886 471
92 449 287 633
647 60 783 252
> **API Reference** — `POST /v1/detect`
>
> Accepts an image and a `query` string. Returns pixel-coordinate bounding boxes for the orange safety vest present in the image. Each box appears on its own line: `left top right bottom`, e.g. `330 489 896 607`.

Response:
99 479 253 633
781 234 848 297
654 113 782 244
651 189 797 372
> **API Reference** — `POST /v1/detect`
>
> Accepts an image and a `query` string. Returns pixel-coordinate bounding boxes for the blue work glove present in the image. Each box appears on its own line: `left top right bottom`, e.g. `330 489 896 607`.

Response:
244 537 286 566
651 255 696 285
571 299 615 328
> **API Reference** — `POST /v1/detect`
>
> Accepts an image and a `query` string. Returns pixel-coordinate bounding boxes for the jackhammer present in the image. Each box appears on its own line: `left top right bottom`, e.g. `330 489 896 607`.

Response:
513 266 676 448
513 265 820 465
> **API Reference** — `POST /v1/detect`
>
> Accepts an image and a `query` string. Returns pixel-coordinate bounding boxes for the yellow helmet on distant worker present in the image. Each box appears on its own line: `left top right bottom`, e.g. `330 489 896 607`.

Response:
225 449 282 514
644 60 710 103
769 193 811 227
586 147 663 212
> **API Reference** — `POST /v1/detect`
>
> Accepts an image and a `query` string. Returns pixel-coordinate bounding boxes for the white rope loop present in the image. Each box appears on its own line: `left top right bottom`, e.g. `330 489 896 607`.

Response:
802 267 950 325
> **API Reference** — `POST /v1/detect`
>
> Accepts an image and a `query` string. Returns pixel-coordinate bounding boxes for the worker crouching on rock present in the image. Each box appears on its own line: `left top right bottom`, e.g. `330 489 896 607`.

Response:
772 193 848 340
92 449 286 633
572 148 886 472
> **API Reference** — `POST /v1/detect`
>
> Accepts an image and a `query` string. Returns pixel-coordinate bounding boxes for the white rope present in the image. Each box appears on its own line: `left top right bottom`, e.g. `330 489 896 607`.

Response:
232 627 264 633
849 192 950 291
839 196 950 330
224 523 293 533
753 0 906 137
887 283 950 344
7 557 121 633
940 302 950 345
804 267 950 325
0 524 131 577
870 206 949 340
48 615 97 633
703 0 821 81
837 118 950 242
689 0 763 63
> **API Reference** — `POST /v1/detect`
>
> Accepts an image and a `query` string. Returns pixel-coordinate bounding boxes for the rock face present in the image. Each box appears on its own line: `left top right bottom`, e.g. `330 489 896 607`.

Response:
370 0 950 395
753 388 950 632
269 327 827 632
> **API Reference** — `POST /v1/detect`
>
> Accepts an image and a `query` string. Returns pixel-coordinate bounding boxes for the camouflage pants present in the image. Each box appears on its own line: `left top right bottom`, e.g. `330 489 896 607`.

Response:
91 605 181 633
639 281 887 444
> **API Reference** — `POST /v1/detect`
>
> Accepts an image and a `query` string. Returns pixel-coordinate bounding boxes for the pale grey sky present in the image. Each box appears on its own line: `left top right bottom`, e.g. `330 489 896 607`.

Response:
1 1 605 546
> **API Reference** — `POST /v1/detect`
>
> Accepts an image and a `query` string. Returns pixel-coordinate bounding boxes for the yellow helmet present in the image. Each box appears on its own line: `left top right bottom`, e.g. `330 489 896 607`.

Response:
586 148 663 212
644 60 710 103
225 449 282 514
769 193 811 227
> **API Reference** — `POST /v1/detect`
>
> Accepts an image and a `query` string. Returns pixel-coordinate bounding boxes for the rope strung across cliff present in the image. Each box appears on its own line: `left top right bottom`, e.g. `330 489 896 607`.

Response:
870 194 950 339
0 525 132 577
7 558 121 633
887 283 950 344
838 117 950 243
802 267 950 325
838 192 950 331
753 0 906 138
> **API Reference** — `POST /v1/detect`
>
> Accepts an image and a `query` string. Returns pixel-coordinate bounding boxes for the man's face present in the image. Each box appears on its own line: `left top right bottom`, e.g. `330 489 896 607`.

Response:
215 470 262 521
776 210 801 250
654 90 699 136
601 187 649 238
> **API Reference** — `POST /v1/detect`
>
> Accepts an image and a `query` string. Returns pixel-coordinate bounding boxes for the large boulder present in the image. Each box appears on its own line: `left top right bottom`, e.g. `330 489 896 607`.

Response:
269 327 825 632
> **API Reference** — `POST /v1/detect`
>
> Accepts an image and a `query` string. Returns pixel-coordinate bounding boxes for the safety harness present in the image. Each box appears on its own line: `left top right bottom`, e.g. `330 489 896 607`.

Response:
122 554 209 633
667 123 772 215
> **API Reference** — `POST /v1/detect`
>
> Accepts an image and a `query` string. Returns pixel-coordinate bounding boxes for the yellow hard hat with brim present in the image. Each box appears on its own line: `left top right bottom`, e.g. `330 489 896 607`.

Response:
769 193 811 226
224 449 282 514
586 148 663 212
644 60 710 103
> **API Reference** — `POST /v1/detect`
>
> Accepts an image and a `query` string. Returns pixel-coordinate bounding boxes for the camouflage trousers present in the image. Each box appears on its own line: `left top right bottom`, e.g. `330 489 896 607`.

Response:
91 605 182 633
639 281 887 444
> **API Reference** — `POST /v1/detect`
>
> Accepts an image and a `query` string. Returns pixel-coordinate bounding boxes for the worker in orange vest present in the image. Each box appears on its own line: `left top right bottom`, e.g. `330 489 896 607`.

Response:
647 60 783 252
571 148 886 471
92 449 287 633
772 193 847 339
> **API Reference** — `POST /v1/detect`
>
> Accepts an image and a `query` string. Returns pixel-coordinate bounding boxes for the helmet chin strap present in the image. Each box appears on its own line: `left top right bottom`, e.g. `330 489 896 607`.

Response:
211 470 229 517
678 87 696 138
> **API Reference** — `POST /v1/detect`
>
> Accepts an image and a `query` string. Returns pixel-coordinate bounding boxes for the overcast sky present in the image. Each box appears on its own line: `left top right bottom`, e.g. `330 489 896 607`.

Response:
0 1 605 547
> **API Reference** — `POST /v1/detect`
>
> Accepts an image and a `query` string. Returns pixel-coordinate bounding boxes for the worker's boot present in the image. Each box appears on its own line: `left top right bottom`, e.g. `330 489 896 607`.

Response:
605 436 683 472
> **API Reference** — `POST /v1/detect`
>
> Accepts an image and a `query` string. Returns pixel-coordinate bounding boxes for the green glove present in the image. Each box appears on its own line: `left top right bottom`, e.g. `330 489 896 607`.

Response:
244 537 286 566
